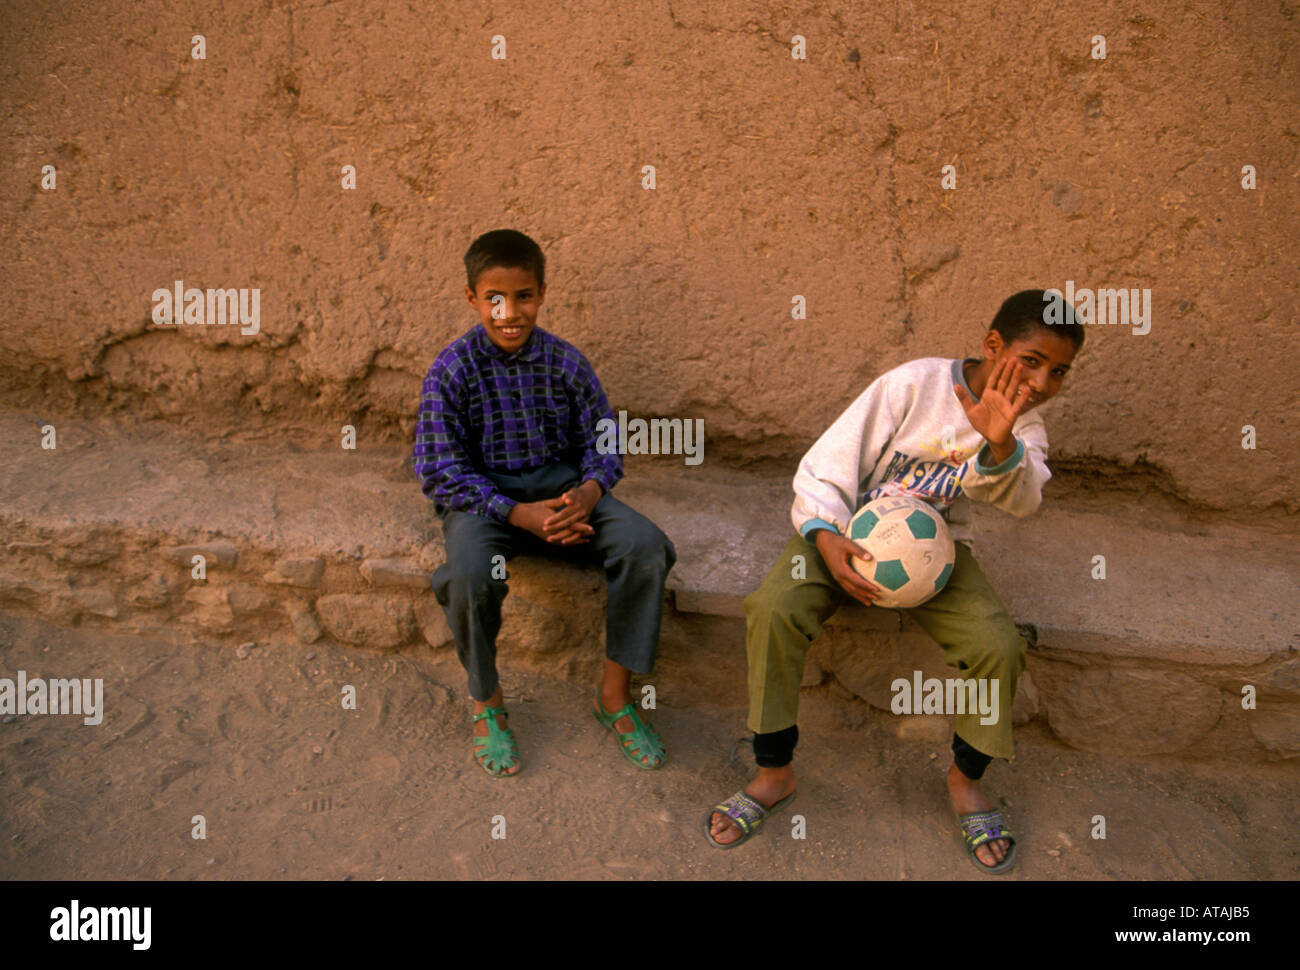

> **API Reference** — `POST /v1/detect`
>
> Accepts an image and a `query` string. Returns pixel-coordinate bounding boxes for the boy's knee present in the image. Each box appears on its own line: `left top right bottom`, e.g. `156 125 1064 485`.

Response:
434 556 507 601
641 523 676 567
980 622 1027 673
611 519 675 571
745 582 802 625
743 587 771 621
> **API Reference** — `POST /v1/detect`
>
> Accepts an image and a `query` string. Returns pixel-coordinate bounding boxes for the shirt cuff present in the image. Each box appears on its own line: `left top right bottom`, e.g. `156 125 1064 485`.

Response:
800 517 841 540
974 437 1025 476
485 492 518 523
583 464 622 495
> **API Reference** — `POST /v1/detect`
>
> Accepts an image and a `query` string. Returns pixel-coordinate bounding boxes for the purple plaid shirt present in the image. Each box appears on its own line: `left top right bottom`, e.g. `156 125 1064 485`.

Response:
413 323 624 521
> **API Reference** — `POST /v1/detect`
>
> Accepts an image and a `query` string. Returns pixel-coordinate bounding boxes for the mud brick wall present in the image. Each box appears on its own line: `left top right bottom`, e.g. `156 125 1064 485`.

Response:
2 1 1296 510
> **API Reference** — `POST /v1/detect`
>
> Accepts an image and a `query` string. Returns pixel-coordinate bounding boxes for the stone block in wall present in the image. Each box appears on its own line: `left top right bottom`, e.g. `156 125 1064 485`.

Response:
360 558 428 589
315 594 416 649
167 541 237 570
262 557 324 589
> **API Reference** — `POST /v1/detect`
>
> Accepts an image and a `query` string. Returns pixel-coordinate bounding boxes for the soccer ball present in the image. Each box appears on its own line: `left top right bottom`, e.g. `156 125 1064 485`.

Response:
846 495 956 608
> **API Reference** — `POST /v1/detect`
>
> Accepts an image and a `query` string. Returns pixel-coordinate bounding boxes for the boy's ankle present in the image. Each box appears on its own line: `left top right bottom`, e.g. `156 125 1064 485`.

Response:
598 689 630 710
756 765 795 784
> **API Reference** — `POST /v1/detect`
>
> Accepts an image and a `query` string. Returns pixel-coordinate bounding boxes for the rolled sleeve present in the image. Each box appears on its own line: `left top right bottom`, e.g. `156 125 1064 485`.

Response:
483 491 518 522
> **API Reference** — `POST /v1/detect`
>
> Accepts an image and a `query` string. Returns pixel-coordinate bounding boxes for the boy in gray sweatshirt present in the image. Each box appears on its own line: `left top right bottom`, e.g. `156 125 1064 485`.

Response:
705 289 1084 873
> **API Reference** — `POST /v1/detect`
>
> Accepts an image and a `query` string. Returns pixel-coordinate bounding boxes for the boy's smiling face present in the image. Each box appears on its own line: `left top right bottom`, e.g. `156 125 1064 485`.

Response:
466 265 546 353
978 328 1078 409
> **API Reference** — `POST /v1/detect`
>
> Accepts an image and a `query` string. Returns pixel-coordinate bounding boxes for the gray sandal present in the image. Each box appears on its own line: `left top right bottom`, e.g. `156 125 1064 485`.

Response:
704 790 796 849
958 808 1017 874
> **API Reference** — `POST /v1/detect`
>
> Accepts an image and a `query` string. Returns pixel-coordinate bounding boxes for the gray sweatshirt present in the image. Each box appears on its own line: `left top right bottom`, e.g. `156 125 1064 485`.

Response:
791 357 1051 545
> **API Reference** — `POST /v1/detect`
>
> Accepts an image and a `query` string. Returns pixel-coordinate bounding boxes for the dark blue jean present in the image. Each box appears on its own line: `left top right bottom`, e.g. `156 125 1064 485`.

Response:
431 462 676 701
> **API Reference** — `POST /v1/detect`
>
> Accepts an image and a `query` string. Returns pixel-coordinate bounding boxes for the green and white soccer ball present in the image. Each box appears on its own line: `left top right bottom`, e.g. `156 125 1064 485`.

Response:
847 495 956 608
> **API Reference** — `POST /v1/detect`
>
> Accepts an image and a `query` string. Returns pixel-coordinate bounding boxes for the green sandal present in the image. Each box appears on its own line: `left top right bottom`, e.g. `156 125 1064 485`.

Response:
592 696 666 769
472 706 521 778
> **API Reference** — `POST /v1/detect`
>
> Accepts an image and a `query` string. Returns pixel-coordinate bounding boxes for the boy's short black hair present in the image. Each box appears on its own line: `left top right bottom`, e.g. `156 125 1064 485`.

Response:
464 229 545 293
990 288 1085 349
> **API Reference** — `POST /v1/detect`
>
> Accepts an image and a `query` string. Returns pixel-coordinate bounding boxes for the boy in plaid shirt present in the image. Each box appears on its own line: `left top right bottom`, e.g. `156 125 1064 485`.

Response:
414 229 676 777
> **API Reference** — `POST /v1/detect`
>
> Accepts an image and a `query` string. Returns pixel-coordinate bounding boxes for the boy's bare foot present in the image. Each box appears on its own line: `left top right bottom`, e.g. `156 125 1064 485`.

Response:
473 690 520 776
708 766 796 845
946 762 1009 867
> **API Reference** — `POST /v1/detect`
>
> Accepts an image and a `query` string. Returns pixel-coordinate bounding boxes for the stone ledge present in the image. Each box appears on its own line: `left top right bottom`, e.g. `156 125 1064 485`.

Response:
0 412 1295 759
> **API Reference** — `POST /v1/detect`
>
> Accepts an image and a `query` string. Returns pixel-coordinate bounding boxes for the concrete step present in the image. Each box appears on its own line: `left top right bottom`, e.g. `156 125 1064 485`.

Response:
0 410 1296 760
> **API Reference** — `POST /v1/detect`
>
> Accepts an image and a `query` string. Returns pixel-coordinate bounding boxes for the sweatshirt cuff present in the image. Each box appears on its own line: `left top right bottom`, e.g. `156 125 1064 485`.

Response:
800 517 841 540
975 437 1025 476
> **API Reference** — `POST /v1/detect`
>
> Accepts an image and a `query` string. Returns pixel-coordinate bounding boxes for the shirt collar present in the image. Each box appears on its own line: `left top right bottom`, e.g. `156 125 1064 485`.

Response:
471 322 544 362
951 357 981 402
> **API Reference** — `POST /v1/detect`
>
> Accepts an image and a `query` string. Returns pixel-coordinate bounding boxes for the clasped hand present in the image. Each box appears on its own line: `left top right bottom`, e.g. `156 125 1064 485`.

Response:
507 480 601 545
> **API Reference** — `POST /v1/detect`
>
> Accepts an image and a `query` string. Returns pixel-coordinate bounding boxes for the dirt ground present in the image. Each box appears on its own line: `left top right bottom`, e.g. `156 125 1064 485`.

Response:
0 609 1295 881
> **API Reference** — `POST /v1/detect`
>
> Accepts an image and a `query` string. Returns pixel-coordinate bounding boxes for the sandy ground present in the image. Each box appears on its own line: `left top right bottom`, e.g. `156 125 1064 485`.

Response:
0 610 1296 881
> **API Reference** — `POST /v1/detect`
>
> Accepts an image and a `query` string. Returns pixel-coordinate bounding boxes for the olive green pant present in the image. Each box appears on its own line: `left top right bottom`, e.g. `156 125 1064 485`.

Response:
745 533 1026 760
